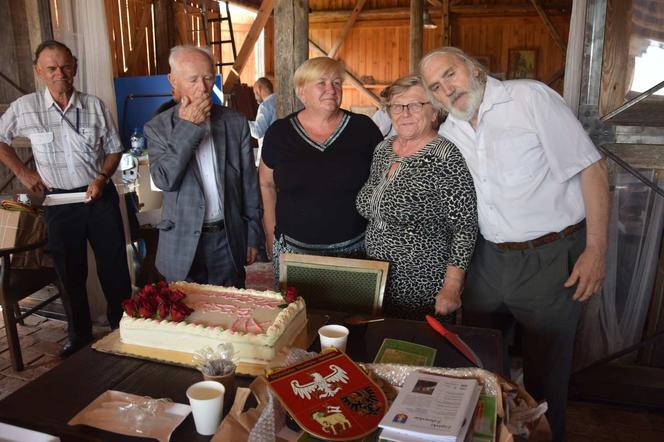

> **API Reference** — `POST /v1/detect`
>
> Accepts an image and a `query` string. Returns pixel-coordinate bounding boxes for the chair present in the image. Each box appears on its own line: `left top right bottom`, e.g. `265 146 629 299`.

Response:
0 240 61 371
279 253 389 315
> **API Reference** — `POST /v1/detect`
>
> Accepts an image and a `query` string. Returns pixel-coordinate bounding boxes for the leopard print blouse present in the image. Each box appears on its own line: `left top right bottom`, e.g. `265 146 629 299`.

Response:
356 136 478 319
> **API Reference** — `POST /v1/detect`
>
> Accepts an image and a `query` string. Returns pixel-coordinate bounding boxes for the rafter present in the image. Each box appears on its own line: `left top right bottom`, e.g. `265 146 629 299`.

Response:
528 0 567 53
328 0 367 59
308 40 381 107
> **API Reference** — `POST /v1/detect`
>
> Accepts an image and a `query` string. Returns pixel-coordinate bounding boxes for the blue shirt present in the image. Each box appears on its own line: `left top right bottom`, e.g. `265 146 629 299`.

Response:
249 94 276 145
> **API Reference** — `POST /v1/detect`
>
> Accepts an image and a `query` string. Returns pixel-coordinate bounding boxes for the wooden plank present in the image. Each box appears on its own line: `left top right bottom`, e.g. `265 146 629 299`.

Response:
599 0 632 117
528 0 567 53
223 0 275 91
410 0 424 73
274 0 308 117
442 0 450 46
427 0 442 8
309 4 572 23
308 39 381 107
328 0 367 59
153 0 177 75
126 4 152 76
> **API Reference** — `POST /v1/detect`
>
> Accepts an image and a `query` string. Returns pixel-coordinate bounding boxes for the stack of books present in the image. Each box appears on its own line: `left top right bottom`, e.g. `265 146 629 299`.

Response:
378 371 484 442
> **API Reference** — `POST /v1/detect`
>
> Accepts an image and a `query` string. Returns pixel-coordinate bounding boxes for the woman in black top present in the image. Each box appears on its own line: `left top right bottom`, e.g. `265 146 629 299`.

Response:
259 57 383 281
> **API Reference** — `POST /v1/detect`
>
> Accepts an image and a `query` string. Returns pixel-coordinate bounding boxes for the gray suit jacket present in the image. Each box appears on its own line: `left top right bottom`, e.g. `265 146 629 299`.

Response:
144 104 262 282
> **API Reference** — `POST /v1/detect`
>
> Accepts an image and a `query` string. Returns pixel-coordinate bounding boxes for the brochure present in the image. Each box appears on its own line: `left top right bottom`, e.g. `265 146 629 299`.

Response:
379 371 481 442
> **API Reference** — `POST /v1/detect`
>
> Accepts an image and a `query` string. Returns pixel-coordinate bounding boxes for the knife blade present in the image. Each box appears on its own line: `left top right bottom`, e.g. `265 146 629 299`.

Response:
425 315 484 368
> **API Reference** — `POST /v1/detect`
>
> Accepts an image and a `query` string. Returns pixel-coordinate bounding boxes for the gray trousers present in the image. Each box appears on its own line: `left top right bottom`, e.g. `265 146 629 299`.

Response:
187 229 245 288
463 228 585 442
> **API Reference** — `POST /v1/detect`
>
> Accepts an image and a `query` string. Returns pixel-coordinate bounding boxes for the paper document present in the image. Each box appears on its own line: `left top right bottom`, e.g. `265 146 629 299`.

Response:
43 192 91 206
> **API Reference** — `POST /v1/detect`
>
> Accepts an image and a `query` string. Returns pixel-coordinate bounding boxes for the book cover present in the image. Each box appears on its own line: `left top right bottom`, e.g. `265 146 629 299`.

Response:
373 339 437 366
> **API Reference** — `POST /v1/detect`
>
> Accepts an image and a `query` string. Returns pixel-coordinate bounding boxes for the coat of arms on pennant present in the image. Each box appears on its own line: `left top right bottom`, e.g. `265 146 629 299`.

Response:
266 349 387 440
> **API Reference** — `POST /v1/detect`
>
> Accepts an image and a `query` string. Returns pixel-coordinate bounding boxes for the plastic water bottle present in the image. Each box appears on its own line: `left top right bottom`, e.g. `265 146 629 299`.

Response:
129 127 145 156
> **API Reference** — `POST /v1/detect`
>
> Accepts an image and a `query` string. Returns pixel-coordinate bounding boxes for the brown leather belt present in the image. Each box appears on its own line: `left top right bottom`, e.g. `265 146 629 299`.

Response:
495 219 586 251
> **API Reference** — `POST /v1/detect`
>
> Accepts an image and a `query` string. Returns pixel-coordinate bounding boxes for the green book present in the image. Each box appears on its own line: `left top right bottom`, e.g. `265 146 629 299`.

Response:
373 338 437 366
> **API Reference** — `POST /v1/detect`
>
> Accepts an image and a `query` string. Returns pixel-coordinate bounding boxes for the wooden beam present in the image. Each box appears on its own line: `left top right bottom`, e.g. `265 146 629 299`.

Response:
544 66 565 86
154 0 177 75
427 0 442 7
327 0 367 60
410 0 424 73
274 0 308 117
223 0 275 91
528 0 567 53
308 40 381 107
126 6 152 76
442 0 451 46
309 4 571 23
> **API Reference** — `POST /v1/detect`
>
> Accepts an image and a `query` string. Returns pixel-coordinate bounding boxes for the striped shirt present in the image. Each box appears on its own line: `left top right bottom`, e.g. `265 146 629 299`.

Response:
0 89 123 189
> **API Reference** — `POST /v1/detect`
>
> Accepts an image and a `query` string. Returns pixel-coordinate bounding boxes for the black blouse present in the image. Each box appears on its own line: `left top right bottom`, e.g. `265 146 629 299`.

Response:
262 110 383 244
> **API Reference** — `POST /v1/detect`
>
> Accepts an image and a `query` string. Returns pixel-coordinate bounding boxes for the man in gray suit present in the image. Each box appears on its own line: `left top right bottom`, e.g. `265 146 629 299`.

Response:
144 45 261 287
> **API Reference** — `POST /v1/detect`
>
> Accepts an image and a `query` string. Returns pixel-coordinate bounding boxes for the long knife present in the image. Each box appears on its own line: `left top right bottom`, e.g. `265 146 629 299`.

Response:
425 315 484 368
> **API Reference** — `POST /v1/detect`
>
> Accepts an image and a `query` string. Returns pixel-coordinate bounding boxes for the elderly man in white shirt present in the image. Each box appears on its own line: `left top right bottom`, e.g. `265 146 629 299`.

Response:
0 40 132 359
421 47 609 441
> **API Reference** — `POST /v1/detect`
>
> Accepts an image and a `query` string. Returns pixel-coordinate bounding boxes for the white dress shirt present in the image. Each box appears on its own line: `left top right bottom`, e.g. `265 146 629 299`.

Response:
439 77 601 243
195 123 223 222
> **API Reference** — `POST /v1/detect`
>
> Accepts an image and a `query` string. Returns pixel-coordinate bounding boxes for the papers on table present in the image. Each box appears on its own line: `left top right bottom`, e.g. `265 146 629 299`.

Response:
42 192 90 206
379 371 482 442
0 422 60 441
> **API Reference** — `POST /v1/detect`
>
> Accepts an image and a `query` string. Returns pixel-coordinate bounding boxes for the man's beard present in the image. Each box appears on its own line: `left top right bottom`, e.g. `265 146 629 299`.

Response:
446 75 484 121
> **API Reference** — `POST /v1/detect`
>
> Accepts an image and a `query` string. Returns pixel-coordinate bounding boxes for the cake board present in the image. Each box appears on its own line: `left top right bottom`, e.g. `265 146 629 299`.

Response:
92 316 323 376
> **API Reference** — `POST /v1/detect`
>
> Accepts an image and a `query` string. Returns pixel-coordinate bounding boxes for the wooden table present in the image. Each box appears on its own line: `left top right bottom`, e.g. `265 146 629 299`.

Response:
0 315 502 441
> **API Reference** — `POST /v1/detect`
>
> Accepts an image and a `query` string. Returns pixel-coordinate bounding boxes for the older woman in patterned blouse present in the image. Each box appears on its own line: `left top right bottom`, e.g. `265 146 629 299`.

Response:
356 75 478 319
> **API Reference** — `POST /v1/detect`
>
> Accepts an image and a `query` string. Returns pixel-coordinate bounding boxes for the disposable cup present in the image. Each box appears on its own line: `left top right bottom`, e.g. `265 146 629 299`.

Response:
318 324 349 352
186 380 225 435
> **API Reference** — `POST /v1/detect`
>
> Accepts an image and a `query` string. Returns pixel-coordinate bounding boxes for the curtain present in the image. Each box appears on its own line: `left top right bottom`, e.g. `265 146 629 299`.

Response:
575 168 664 369
51 0 118 123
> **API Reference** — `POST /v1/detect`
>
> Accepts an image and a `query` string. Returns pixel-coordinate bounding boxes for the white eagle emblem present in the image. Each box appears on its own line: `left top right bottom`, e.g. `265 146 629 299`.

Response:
290 364 349 400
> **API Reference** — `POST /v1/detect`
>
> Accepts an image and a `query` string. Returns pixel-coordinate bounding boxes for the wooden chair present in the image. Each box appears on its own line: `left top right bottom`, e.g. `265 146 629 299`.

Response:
279 253 389 315
0 240 61 371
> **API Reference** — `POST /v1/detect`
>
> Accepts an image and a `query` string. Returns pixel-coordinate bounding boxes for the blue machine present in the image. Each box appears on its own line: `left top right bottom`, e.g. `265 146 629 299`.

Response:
113 74 224 149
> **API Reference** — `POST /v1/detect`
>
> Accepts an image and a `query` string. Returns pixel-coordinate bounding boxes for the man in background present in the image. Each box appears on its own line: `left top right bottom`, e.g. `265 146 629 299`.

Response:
421 47 609 440
0 40 132 357
249 77 276 166
144 45 261 287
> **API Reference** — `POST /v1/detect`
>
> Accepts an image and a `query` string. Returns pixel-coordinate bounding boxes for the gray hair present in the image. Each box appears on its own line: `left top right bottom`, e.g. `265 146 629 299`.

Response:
168 45 214 72
419 47 488 85
381 75 425 106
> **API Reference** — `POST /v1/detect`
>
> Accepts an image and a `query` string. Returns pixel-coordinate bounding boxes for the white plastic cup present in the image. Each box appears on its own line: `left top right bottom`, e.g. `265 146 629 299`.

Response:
318 324 349 352
186 380 225 435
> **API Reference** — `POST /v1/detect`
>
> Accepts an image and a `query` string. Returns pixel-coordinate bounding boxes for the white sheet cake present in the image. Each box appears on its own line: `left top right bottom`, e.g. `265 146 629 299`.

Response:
119 282 307 364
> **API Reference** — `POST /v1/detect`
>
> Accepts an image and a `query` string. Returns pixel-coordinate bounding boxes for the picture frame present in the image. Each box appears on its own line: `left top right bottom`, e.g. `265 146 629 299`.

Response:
507 49 537 79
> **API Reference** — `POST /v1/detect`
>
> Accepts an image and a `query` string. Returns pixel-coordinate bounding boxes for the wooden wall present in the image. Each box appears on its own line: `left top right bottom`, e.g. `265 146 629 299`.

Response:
104 0 258 86
301 1 571 110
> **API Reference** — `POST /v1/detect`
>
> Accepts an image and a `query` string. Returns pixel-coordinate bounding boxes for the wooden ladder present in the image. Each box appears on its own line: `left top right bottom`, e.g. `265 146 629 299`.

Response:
206 1 238 71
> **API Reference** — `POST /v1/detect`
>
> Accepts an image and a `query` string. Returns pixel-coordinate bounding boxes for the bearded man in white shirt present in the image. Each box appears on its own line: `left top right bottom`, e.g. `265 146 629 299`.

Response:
421 47 609 441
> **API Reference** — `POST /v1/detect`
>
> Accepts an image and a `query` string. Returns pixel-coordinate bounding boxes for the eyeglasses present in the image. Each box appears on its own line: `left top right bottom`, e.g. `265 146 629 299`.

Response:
388 101 430 115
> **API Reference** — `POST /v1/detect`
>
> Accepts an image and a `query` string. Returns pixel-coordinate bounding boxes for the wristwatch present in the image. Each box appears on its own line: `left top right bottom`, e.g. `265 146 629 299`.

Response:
98 172 110 183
